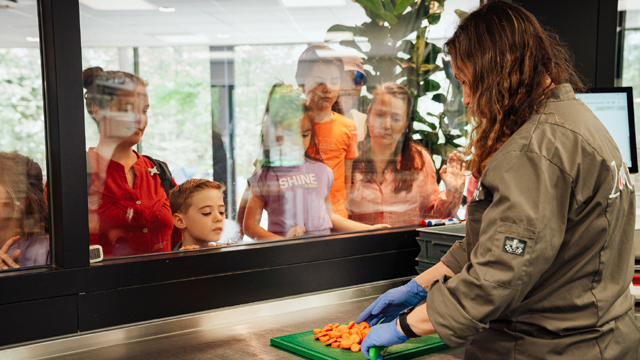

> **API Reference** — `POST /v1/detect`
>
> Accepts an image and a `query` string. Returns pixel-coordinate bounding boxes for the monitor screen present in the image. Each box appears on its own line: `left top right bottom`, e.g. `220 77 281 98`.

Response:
575 87 638 173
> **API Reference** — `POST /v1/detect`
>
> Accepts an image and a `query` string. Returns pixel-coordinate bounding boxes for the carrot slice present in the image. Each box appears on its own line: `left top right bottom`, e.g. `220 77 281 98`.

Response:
357 322 370 330
314 332 327 340
347 321 355 329
313 329 322 335
353 327 362 339
350 334 360 343
319 336 330 342
331 342 341 348
324 338 336 346
362 329 369 338
333 323 340 328
340 340 353 349
351 343 361 352
342 333 351 340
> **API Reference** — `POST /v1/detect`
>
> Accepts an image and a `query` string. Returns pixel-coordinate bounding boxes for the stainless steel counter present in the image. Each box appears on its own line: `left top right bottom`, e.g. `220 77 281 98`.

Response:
1 279 464 360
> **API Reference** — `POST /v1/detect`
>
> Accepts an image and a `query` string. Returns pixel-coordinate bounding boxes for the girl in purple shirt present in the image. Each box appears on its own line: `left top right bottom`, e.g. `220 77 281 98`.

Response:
243 85 388 240
0 152 50 270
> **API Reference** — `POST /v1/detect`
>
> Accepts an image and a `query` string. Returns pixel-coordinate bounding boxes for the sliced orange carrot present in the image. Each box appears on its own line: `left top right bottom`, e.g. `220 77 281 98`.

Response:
327 330 340 338
351 343 361 352
333 322 340 328
350 334 360 343
319 336 330 342
324 338 336 346
362 329 369 338
352 327 362 339
340 340 353 349
337 325 349 333
342 333 351 340
331 342 341 348
347 321 355 329
314 332 327 340
313 329 323 335
357 322 370 330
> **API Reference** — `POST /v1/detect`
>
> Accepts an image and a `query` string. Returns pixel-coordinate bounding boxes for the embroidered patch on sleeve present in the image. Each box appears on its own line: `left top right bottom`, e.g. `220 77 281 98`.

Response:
502 237 527 257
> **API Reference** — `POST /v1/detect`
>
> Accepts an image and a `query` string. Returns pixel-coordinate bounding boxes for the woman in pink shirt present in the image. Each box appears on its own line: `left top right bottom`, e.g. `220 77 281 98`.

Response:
347 83 466 226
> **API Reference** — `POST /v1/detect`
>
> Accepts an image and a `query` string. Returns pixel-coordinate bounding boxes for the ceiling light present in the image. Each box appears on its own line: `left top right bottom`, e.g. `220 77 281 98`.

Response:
217 34 230 39
79 0 155 11
158 6 175 12
26 37 39 42
280 0 345 7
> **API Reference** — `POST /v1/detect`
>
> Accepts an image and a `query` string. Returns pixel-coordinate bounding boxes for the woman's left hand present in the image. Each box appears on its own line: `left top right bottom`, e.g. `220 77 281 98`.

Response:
440 151 466 193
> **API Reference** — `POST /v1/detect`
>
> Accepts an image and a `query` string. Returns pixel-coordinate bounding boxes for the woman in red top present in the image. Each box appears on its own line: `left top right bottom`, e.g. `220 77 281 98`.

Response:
347 83 466 226
83 67 177 258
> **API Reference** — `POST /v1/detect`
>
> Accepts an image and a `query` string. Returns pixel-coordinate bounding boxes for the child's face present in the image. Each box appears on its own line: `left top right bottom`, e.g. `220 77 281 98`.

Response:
303 62 341 111
95 85 149 146
301 116 312 151
179 189 225 243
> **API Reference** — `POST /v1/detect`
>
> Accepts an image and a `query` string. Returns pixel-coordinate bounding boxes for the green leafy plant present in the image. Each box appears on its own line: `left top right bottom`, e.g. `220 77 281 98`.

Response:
326 0 468 180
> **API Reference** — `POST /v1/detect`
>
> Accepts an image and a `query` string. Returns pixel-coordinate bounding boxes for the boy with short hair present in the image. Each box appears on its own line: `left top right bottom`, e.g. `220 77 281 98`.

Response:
169 179 225 250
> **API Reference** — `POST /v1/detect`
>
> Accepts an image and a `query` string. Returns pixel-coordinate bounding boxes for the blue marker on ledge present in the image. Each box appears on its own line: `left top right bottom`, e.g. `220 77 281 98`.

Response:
421 218 460 227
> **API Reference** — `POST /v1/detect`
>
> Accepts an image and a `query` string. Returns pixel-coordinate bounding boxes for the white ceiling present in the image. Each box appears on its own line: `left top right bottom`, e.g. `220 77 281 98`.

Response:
0 0 478 49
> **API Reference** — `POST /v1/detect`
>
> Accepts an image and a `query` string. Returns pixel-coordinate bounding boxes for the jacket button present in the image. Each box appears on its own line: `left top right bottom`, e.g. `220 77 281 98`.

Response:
136 200 141 205
143 228 148 233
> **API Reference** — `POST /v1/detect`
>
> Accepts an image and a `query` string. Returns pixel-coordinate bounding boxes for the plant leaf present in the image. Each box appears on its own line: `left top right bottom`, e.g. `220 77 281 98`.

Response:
454 9 469 21
326 24 361 36
355 0 398 25
423 79 441 93
420 63 437 72
394 0 413 15
427 12 441 25
339 40 365 54
432 93 447 103
396 39 414 55
383 0 395 14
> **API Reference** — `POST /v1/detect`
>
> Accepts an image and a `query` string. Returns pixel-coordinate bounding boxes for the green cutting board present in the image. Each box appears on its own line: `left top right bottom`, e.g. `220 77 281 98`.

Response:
270 329 449 360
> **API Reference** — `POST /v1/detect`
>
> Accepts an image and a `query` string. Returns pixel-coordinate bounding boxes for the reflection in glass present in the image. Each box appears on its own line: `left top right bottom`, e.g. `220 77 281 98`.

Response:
347 83 465 226
83 67 177 258
0 152 50 270
243 85 387 240
1 2 50 269
296 45 357 219
75 0 478 254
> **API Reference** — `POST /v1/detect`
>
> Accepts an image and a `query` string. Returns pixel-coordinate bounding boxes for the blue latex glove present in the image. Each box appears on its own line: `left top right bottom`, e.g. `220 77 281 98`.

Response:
360 319 409 359
356 278 427 326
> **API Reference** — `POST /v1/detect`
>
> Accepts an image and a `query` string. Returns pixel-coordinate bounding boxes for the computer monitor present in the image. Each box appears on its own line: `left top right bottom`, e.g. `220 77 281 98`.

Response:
575 87 638 173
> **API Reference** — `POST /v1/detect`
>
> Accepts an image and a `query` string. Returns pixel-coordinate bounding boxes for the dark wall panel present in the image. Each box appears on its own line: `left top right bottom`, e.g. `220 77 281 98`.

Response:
517 0 599 86
0 295 77 347
77 249 419 331
517 0 617 88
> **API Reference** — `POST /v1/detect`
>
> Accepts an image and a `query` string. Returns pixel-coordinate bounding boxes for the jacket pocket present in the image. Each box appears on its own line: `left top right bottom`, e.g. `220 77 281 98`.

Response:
483 221 537 290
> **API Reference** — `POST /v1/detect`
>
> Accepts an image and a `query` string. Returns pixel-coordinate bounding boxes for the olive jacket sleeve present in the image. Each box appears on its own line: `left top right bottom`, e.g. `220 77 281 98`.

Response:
427 150 573 347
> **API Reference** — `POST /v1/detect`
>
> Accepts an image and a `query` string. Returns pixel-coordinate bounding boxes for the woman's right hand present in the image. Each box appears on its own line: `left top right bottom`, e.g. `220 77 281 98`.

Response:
0 236 21 270
286 226 306 238
356 278 428 326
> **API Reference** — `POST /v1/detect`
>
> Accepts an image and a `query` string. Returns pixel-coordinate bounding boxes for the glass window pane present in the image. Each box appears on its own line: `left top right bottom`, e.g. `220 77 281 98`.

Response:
0 3 50 270
79 0 477 260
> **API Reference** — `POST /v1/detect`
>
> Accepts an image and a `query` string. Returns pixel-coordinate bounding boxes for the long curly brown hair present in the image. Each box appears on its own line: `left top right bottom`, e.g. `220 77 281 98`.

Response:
444 1 585 178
